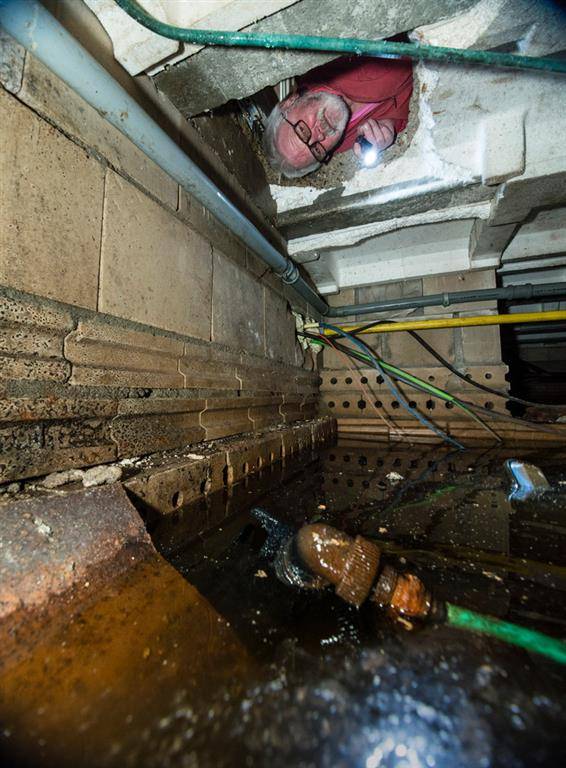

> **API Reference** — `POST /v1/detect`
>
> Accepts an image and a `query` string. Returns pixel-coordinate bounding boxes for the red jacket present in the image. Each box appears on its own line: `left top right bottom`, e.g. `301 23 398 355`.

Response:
297 56 413 153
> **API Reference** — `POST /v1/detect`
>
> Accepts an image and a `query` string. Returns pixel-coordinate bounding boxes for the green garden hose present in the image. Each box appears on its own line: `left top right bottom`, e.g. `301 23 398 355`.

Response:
447 603 566 665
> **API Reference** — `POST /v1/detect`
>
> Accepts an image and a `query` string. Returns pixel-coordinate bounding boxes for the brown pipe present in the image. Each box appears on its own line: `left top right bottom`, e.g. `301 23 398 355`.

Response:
292 523 431 618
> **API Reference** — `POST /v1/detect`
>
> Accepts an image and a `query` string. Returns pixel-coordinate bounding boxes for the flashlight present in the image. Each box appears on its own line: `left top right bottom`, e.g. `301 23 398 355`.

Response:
356 136 379 167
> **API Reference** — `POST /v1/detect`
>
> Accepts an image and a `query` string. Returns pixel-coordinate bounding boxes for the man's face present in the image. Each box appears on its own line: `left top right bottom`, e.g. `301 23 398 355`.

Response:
275 91 350 172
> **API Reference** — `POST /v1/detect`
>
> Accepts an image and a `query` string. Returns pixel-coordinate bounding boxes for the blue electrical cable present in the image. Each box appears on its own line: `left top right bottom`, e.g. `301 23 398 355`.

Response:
319 323 464 450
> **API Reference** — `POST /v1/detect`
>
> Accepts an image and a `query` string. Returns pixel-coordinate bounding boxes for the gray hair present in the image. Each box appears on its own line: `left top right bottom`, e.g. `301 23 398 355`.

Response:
262 99 321 179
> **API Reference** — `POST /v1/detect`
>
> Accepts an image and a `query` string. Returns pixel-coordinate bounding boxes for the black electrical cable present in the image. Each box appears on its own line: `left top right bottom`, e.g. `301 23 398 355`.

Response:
319 323 465 450
344 318 566 411
302 331 562 438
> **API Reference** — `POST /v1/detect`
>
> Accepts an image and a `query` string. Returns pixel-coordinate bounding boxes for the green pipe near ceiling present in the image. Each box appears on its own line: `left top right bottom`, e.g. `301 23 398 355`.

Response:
115 0 566 74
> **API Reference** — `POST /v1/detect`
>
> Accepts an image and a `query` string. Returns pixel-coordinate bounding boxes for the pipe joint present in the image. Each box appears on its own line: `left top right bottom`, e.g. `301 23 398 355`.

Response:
279 261 300 285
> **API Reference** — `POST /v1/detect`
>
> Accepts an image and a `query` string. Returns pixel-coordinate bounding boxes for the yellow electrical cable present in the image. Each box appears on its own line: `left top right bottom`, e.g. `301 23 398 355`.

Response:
320 310 566 336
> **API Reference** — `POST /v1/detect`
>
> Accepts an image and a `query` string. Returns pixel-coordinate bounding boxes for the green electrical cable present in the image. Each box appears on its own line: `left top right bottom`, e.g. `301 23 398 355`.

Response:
446 603 566 665
114 0 566 74
304 332 498 440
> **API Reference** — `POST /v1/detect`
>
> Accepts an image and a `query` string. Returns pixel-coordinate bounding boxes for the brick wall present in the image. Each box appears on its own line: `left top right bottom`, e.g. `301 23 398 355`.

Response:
321 271 514 444
0 46 319 483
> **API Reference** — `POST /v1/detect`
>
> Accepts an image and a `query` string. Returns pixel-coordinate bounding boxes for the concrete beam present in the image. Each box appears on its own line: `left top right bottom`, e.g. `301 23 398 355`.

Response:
153 0 476 116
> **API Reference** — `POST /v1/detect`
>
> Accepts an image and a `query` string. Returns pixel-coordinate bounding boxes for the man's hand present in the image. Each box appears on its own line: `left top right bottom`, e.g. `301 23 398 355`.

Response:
352 118 396 159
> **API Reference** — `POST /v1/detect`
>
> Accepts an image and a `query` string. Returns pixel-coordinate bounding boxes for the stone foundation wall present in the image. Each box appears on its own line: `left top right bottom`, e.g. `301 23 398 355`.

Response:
0 44 319 484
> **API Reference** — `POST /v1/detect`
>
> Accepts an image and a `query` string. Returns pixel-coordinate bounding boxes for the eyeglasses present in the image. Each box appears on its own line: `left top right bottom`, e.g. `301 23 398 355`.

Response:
281 115 329 164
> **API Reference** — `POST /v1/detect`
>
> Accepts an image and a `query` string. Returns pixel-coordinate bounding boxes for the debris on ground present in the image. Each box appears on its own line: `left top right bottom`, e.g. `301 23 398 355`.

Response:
41 465 122 489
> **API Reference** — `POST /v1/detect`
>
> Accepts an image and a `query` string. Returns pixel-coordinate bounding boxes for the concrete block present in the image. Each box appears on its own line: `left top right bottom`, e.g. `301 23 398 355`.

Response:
295 370 320 397
0 356 70 384
383 328 455 368
248 396 284 431
469 219 516 268
459 324 502 365
265 291 297 366
480 109 526 186
201 396 253 440
0 431 116 483
43 418 114 452
125 458 210 517
19 54 178 210
211 249 264 355
489 171 566 226
281 423 313 457
236 357 297 393
99 171 212 339
422 269 497 314
111 398 206 456
0 89 104 309
301 393 318 420
178 190 246 268
180 340 240 391
245 249 284 296
0 395 117 423
66 318 184 389
0 294 74 383
280 393 303 424
225 433 282 483
502 208 566 262
0 485 151 619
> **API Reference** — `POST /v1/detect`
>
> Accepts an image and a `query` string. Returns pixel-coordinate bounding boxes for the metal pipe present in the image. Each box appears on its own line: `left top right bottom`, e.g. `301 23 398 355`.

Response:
328 282 566 317
321 310 566 336
0 0 329 316
115 0 566 75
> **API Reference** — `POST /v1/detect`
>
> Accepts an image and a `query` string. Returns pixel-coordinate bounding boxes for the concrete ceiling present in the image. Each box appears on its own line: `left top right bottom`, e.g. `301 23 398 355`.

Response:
152 0 477 117
92 0 566 299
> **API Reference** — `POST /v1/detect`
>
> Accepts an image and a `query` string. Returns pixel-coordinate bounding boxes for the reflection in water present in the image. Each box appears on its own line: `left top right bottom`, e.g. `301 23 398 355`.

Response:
1 443 566 767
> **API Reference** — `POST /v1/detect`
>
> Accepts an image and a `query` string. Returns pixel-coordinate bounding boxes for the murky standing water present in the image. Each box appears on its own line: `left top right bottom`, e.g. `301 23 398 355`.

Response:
2 442 566 768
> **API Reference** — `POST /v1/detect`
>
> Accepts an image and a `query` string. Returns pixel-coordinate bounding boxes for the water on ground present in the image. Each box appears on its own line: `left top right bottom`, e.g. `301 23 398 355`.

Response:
2 443 566 768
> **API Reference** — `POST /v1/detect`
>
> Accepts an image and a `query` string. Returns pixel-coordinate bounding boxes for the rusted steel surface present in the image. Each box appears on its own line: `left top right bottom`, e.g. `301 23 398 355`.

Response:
0 484 152 620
